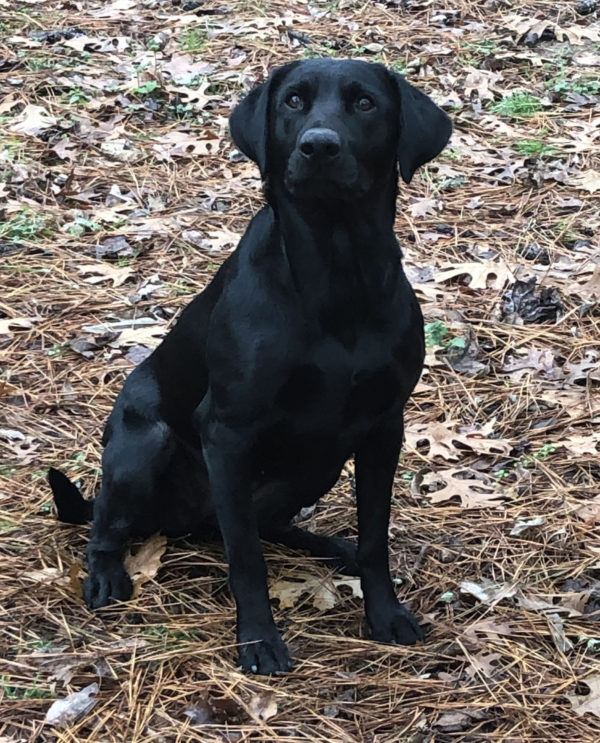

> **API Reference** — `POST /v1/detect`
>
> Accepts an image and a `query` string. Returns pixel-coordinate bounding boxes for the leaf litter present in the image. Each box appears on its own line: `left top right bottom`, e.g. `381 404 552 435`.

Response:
1 0 600 741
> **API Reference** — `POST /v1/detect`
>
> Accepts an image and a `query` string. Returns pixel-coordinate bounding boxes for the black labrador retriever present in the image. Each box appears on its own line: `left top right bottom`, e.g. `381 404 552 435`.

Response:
49 59 451 675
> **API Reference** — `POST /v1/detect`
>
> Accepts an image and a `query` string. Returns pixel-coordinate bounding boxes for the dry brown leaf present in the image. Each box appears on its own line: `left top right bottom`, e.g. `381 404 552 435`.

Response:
270 573 360 611
567 675 600 719
515 591 581 617
574 170 600 194
45 683 99 727
270 574 336 610
408 197 443 218
570 266 600 299
92 0 138 18
560 432 600 456
466 651 502 679
460 580 518 606
503 15 600 45
538 389 600 420
463 68 503 102
575 496 600 523
547 612 573 653
200 228 242 252
405 419 511 461
10 104 57 136
249 692 278 722
114 324 167 348
501 347 560 382
76 262 136 287
462 619 514 642
161 55 214 85
153 131 221 160
0 317 37 337
419 468 507 509
436 261 514 290
22 567 66 585
100 139 143 163
123 533 167 596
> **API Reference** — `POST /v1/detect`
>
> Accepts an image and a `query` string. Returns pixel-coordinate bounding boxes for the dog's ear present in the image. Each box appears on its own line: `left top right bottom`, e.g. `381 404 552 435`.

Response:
391 74 452 184
229 64 297 178
229 81 270 177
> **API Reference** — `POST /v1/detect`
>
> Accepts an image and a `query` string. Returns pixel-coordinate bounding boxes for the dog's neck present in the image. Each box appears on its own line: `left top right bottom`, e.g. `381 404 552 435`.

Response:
267 176 403 342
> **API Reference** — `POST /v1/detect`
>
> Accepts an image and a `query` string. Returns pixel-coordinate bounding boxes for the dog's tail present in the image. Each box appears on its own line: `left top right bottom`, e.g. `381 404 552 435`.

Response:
48 467 94 524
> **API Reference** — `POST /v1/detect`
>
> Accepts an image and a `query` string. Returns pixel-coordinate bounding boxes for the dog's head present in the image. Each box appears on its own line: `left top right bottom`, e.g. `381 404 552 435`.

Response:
229 59 451 203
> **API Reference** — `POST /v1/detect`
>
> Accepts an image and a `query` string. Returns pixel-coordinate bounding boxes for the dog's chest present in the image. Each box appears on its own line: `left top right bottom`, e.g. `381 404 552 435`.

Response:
274 332 407 429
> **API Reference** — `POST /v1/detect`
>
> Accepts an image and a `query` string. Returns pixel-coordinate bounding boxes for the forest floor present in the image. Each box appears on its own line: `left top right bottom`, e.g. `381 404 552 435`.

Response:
1 0 600 741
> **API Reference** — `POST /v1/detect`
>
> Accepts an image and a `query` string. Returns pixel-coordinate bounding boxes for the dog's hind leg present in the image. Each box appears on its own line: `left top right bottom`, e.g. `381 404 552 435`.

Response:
84 419 174 609
253 481 359 574
261 524 359 575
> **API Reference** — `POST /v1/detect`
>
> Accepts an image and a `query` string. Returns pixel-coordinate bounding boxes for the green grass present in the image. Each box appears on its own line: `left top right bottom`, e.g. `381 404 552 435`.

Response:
491 92 544 118
424 321 466 351
514 139 558 157
180 26 207 53
548 74 600 99
1 675 52 700
0 210 48 243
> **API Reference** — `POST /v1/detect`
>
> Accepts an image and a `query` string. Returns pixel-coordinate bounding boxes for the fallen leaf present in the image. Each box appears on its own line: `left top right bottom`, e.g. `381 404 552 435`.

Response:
501 347 560 382
249 692 278 721
575 496 600 523
547 612 573 653
113 324 167 348
270 574 336 610
161 55 214 85
574 170 600 193
567 674 600 718
200 228 242 252
408 197 443 218
44 683 99 727
560 432 600 456
510 516 545 536
153 131 221 160
92 0 138 18
466 651 502 679
462 619 514 643
418 468 507 509
569 266 600 299
123 533 167 596
10 104 57 136
515 591 581 617
22 567 66 585
460 580 518 606
0 317 37 337
405 419 511 461
100 139 143 163
463 67 503 102
269 572 360 611
436 260 514 290
503 15 600 45
76 262 136 287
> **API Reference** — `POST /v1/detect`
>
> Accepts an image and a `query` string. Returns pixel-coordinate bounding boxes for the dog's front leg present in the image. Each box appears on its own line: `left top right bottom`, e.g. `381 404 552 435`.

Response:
355 419 423 645
203 423 291 674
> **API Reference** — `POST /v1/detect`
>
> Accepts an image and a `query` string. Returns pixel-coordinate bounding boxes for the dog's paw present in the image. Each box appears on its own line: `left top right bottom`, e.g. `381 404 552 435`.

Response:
368 603 424 646
84 564 133 609
237 626 291 675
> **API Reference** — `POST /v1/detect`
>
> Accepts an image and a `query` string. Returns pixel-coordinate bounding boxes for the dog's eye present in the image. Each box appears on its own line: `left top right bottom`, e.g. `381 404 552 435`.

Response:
356 96 374 112
286 93 303 110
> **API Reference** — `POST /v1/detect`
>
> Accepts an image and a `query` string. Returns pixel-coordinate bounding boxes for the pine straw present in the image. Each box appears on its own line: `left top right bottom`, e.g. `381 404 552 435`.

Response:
1 0 600 741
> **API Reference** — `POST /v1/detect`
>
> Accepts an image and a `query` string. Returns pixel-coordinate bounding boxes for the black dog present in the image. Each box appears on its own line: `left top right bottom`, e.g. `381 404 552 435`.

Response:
49 59 451 674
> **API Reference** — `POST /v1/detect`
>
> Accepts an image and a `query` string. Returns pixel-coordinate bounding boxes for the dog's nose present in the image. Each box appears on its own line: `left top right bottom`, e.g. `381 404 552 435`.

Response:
298 128 341 160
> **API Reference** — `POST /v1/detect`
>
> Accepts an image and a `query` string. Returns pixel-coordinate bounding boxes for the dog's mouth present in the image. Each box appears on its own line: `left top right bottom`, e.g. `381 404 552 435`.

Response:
284 156 368 202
